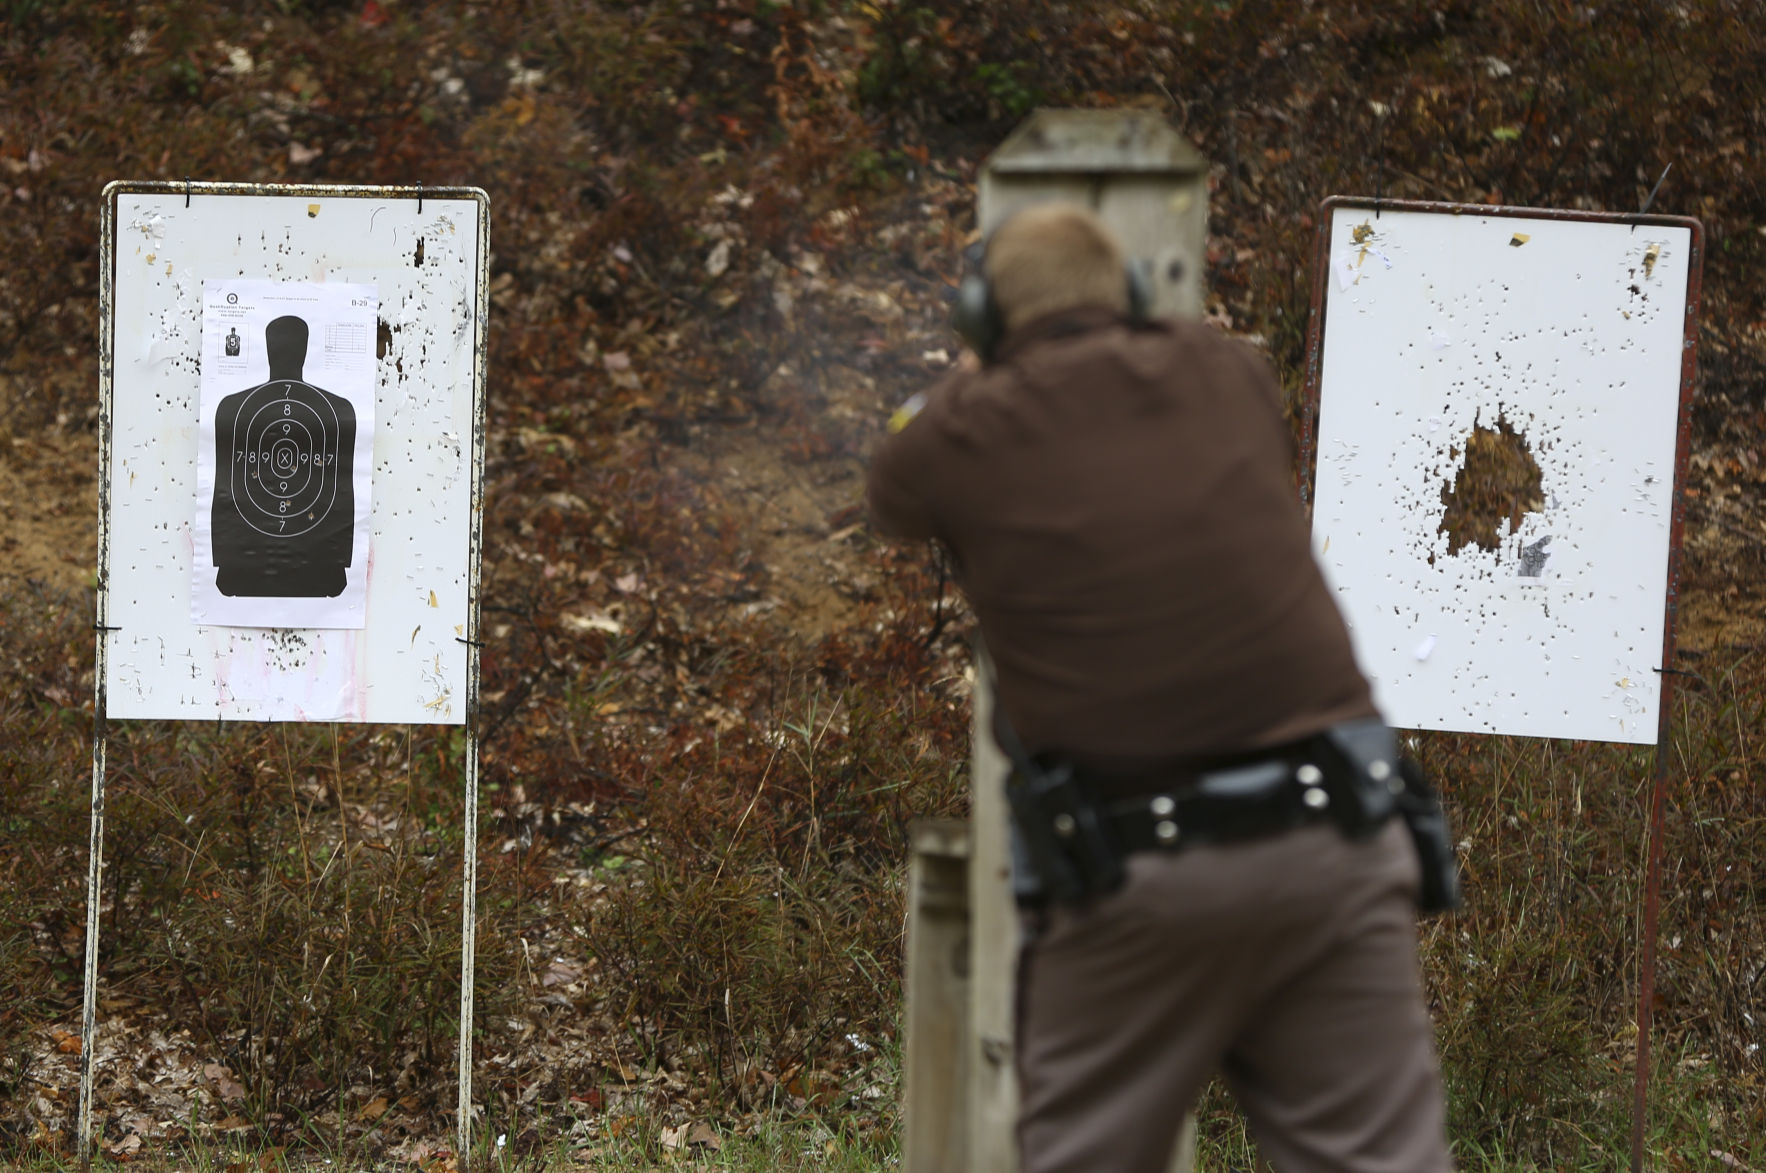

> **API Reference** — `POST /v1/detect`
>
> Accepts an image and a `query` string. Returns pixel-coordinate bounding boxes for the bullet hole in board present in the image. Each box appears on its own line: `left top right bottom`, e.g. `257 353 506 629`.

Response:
377 319 394 359
414 238 425 267
1437 408 1544 558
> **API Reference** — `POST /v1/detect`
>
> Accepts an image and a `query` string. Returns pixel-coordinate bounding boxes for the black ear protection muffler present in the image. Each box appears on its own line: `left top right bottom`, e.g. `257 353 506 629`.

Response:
952 234 1152 364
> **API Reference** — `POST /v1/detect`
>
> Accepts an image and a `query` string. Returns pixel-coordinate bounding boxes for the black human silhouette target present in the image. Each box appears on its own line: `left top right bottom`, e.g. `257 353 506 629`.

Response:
211 315 358 598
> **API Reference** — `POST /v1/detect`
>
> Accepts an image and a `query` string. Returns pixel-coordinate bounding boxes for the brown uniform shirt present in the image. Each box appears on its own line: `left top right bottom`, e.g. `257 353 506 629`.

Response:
866 307 1376 787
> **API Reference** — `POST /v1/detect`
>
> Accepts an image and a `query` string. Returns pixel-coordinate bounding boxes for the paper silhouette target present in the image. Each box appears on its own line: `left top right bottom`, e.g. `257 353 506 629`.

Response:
212 316 357 597
194 281 376 628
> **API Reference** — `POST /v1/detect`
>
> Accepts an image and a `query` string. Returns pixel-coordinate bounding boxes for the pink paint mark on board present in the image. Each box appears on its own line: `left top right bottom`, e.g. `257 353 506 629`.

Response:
339 628 371 722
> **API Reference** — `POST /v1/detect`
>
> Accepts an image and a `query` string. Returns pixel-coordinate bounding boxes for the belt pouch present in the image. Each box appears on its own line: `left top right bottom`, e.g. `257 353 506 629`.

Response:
1320 719 1402 837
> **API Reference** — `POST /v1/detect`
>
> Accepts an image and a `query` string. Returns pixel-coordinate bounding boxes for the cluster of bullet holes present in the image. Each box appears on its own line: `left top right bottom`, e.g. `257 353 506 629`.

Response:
1436 408 1544 561
1622 242 1663 323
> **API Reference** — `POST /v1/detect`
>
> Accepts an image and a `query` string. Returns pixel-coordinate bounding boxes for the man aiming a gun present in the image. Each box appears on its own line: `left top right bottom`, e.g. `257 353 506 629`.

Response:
866 202 1455 1173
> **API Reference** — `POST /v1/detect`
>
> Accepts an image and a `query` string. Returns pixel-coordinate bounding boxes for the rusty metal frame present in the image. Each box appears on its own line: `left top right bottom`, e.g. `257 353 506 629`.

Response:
86 180 491 1169
82 174 120 1173
1299 195 1704 1173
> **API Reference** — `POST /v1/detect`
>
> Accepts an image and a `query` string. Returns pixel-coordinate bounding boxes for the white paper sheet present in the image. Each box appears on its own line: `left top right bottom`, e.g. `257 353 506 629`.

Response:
193 279 377 632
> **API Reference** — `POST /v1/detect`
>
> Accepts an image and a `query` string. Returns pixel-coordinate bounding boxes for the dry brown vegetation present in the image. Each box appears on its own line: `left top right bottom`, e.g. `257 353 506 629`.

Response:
2 1 1764 1169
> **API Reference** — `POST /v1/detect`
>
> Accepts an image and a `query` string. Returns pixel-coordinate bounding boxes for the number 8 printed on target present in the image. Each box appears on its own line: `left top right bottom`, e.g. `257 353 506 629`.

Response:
210 315 357 598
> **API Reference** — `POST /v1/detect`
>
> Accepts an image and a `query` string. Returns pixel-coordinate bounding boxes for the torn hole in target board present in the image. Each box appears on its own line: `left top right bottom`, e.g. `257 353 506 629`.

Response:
1434 406 1548 578
1334 220 1397 291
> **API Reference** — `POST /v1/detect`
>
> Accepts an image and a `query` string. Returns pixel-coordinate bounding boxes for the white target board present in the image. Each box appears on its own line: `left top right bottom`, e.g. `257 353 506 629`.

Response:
99 182 488 724
1307 200 1699 744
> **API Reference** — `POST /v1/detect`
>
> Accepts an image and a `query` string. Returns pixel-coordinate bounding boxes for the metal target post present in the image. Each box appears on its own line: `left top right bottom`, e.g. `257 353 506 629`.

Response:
78 650 111 1166
1629 208 1703 1173
83 181 490 1167
78 182 123 1167
457 718 480 1165
455 191 492 1166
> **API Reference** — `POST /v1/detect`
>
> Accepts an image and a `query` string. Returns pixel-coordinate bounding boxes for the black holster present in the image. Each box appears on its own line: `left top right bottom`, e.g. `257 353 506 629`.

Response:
1394 757 1462 915
1005 755 1124 907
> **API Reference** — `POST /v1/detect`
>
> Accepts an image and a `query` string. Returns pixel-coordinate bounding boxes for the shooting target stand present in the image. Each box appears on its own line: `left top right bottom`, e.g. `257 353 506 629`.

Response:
85 181 490 1167
1300 196 1703 1173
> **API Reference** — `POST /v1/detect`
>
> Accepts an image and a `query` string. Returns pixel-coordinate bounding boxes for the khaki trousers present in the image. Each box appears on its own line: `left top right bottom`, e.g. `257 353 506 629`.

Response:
1015 820 1451 1173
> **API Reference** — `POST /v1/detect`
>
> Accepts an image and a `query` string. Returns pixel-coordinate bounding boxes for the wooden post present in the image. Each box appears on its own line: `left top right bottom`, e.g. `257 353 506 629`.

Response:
968 650 1021 1173
903 819 972 1173
966 649 1197 1173
903 109 1210 1172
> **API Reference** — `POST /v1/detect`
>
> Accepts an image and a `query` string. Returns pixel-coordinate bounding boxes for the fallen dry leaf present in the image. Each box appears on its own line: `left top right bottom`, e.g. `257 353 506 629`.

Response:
30 1119 61 1152
204 1062 245 1101
561 611 621 635
103 1132 142 1159
225 1150 284 1173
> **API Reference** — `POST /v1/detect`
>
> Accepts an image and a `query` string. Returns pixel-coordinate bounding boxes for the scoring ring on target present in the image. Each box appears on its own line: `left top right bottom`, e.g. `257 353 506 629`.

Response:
243 413 318 516
228 380 345 538
262 433 314 496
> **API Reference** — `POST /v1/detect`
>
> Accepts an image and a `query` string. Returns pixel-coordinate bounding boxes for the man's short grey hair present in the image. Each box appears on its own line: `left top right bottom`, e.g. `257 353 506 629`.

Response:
987 202 1130 335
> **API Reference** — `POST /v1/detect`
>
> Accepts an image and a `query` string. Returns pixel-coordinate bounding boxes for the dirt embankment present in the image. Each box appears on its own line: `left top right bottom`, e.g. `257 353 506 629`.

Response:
0 394 96 597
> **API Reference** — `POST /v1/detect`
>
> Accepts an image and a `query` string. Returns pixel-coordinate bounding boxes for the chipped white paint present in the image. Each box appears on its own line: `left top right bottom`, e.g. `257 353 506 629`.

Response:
1312 207 1692 744
103 187 485 724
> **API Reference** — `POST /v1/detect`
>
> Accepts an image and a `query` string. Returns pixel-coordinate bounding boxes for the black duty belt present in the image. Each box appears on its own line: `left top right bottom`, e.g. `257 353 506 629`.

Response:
1003 717 1413 908
998 704 1460 912
1099 757 1365 853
